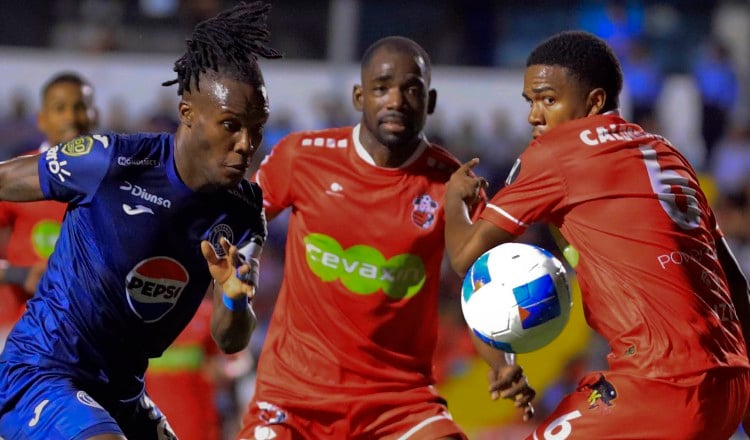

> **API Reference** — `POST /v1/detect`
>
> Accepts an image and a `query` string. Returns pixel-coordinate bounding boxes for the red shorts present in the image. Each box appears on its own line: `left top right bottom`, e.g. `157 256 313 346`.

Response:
236 388 466 440
527 368 750 440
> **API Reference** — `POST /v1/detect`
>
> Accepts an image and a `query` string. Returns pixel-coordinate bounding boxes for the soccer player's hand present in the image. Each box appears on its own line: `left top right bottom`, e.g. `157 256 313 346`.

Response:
201 237 255 301
488 363 536 421
447 158 488 206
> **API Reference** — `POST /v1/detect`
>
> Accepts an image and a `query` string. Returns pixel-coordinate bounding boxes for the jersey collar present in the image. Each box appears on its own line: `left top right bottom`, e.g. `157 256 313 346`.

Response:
352 124 427 169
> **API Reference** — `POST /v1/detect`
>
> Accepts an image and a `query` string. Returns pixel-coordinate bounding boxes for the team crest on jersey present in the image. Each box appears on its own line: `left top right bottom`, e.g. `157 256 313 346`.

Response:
76 391 104 409
586 374 617 409
208 223 234 257
505 158 521 186
126 257 189 322
412 194 438 229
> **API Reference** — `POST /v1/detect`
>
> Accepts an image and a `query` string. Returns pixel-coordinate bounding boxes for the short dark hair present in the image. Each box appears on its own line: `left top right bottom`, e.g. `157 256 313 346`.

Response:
163 1 282 95
526 31 622 112
40 72 91 102
361 36 432 84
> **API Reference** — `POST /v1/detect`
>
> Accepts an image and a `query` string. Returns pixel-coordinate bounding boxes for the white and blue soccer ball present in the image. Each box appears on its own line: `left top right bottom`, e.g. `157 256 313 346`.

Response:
461 242 573 354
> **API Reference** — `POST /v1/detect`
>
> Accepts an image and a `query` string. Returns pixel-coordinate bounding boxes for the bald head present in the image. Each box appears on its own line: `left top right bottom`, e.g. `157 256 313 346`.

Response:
361 36 432 84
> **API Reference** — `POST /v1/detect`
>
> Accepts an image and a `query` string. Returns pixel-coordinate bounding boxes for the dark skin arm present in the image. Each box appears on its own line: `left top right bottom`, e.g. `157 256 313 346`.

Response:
445 158 535 420
203 237 257 354
0 154 45 202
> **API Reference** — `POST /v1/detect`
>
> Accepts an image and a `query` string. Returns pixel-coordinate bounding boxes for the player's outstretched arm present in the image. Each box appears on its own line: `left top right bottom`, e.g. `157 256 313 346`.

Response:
0 154 45 202
202 237 257 354
444 158 515 275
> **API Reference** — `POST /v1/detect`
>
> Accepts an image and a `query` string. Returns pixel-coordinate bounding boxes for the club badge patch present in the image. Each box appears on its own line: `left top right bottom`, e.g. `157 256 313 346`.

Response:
61 136 94 157
411 194 438 229
208 223 234 257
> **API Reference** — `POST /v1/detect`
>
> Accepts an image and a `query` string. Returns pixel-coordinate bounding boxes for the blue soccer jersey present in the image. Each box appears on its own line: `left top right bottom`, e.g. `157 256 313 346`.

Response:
0 132 264 402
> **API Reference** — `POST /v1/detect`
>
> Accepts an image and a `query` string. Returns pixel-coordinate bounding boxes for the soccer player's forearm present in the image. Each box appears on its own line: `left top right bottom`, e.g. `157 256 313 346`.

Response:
211 284 257 354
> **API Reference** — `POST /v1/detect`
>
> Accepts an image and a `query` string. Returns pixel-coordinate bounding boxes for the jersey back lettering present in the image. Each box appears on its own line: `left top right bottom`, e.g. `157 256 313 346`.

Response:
482 114 749 377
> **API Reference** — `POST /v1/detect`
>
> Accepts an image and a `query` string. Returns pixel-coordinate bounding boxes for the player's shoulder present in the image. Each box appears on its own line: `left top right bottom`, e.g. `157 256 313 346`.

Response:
274 126 354 152
418 141 465 176
225 179 263 211
50 134 114 158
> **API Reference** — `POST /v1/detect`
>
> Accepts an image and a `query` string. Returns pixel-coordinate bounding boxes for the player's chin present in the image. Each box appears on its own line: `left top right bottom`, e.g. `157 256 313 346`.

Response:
220 169 246 188
379 130 414 148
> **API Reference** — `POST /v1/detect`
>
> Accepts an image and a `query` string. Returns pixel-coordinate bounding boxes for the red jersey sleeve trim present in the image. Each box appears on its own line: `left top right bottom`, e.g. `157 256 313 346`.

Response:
481 203 528 236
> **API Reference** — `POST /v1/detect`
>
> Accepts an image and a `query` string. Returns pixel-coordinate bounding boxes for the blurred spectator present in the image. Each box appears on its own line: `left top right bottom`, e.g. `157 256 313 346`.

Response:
579 0 644 60
692 38 739 166
713 188 750 277
0 71 98 353
621 39 664 127
310 93 354 129
0 90 43 160
104 97 131 132
709 123 750 196
262 108 296 150
138 90 179 133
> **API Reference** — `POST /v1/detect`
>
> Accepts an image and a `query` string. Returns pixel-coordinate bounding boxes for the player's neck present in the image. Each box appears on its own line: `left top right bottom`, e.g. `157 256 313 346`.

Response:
359 128 421 168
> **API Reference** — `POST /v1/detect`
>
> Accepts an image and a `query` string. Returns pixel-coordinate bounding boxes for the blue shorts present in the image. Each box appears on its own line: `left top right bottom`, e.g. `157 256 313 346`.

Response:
0 362 176 440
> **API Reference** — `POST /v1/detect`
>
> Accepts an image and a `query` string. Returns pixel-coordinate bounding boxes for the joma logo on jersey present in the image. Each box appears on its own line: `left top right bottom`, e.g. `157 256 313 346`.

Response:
304 233 426 299
126 257 189 322
120 181 172 208
45 146 71 183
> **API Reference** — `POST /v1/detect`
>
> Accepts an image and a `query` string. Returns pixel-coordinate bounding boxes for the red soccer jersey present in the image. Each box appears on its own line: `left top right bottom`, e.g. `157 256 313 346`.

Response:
253 125 469 403
482 114 749 378
0 145 66 326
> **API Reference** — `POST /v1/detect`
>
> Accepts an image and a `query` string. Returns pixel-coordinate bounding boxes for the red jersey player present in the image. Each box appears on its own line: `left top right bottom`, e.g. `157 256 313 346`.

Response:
0 72 97 352
444 31 750 439
239 37 534 439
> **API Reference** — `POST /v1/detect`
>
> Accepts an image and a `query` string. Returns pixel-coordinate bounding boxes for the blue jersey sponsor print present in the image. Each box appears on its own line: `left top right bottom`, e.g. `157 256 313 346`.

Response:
0 133 264 404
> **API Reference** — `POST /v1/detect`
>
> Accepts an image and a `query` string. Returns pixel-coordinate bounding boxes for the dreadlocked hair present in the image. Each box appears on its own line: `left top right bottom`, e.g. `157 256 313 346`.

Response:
162 1 282 95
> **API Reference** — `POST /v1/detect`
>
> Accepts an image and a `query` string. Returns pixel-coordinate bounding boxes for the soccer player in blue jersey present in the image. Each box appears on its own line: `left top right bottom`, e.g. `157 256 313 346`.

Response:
0 2 281 439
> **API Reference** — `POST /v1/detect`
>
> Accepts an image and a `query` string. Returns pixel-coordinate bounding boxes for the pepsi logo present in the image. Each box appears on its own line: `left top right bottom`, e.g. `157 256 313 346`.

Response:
126 257 189 322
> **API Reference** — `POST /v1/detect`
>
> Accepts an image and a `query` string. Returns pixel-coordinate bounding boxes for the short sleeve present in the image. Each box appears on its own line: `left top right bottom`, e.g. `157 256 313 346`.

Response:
481 141 567 235
252 134 300 218
38 134 114 206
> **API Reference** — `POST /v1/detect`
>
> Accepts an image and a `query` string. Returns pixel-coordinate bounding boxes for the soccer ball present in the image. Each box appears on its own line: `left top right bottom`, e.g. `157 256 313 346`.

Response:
460 242 572 354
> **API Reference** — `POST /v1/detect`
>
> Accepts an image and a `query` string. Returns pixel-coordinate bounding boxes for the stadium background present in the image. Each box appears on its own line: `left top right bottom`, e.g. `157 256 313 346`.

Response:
1 1 749 438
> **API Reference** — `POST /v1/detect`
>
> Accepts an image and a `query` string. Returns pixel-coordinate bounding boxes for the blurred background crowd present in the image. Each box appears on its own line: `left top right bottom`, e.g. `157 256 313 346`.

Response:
1 0 749 438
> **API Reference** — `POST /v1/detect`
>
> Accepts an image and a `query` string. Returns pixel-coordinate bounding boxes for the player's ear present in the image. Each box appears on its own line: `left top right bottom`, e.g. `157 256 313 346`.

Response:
178 99 193 127
352 84 363 112
586 88 606 116
427 89 437 115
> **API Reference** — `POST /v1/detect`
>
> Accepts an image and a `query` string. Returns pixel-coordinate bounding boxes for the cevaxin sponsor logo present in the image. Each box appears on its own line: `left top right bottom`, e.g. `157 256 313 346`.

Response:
126 257 189 322
120 181 172 208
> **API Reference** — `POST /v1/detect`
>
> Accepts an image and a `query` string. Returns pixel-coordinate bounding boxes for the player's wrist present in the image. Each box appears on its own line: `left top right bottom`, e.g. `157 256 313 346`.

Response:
222 291 250 312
